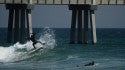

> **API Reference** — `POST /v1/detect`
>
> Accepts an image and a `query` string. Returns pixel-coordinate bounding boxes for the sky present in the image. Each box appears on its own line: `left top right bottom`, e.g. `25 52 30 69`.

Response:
0 5 125 28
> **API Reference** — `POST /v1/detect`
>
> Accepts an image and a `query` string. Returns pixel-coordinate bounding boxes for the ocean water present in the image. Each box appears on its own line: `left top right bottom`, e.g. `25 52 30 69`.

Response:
0 28 125 70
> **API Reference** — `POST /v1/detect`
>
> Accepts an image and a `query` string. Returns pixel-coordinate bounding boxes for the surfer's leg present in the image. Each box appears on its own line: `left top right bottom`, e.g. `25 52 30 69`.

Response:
38 41 45 45
33 43 36 49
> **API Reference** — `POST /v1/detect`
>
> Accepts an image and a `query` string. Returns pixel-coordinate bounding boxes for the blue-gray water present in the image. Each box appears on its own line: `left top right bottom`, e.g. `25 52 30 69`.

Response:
0 28 125 70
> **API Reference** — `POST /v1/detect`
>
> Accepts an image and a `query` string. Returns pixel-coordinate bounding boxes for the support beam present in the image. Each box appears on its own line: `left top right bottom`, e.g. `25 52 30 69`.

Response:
90 10 97 44
77 9 82 44
26 9 33 38
83 10 89 44
70 9 77 44
14 9 20 43
7 9 14 43
20 9 26 44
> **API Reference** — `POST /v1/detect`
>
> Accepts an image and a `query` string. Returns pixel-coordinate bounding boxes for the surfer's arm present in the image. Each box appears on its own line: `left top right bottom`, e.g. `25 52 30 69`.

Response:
38 41 45 45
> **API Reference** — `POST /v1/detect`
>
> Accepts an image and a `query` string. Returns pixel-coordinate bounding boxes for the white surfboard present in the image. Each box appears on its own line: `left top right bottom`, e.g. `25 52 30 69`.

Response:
29 47 43 54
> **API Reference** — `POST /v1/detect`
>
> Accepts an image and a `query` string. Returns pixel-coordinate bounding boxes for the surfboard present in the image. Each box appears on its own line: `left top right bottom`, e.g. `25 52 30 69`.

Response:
29 47 43 54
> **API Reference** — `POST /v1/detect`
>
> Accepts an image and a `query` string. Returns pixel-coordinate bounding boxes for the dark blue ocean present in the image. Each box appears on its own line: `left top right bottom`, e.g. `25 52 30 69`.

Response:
0 28 125 70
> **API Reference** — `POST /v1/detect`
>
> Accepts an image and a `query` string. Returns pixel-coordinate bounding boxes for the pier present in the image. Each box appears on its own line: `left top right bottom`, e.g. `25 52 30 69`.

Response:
0 0 124 44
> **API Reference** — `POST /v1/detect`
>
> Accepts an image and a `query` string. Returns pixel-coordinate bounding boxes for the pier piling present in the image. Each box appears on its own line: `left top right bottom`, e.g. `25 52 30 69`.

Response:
20 9 26 44
7 9 14 43
70 9 77 44
77 9 83 44
26 9 33 38
14 9 20 43
83 10 89 44
90 10 97 44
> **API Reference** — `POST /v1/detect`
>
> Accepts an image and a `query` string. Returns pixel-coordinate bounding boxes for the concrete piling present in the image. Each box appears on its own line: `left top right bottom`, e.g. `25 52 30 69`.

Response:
77 9 82 44
70 9 77 44
20 9 26 44
90 10 97 44
83 10 89 44
26 9 33 38
7 9 14 43
14 9 20 43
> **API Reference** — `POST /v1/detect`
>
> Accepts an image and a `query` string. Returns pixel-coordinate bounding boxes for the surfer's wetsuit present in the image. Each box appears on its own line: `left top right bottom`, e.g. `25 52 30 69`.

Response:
30 34 44 49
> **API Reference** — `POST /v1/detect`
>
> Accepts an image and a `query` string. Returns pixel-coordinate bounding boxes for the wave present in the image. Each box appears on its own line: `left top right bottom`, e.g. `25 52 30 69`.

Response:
0 27 56 62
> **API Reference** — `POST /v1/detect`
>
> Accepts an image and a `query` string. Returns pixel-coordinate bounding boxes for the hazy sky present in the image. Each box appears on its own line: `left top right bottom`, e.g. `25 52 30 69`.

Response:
0 5 125 28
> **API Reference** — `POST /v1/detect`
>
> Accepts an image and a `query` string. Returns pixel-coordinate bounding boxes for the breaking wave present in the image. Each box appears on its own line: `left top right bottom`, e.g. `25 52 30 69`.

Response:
0 27 56 62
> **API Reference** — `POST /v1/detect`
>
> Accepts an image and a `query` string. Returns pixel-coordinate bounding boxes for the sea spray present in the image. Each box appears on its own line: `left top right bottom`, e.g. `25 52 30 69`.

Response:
39 27 56 49
0 28 56 62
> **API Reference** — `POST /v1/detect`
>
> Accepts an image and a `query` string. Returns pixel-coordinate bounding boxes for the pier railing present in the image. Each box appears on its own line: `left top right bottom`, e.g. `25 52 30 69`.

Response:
0 0 124 5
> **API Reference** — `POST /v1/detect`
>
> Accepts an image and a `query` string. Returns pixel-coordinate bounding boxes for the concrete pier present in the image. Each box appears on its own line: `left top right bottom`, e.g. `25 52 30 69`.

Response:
0 0 125 47
5 4 97 45
0 0 124 45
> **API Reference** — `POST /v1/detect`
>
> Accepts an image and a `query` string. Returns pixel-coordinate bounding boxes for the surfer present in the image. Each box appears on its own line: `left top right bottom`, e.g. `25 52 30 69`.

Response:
29 34 45 49
84 61 95 66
